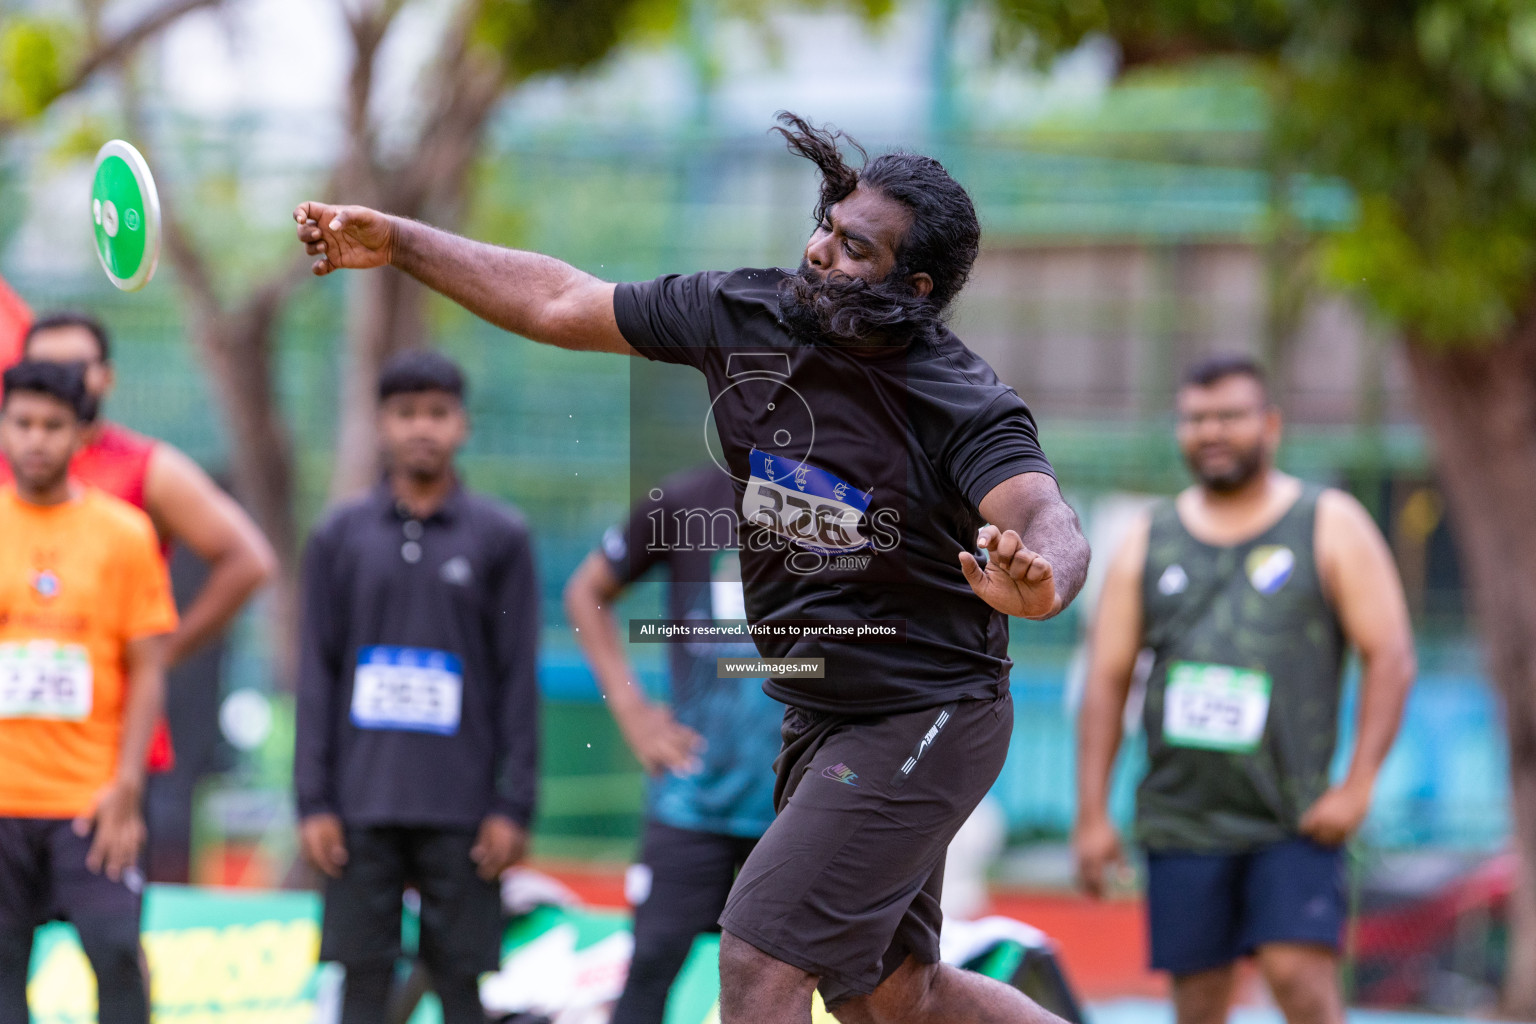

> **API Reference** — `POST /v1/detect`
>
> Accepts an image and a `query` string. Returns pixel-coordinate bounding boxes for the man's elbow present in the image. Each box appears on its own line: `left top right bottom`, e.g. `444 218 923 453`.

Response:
1369 640 1417 693
563 572 596 625
233 532 280 593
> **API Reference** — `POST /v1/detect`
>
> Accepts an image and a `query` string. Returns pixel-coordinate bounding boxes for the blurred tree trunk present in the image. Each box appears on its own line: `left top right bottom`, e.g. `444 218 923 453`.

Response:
1404 322 1536 1016
158 214 305 682
327 10 505 501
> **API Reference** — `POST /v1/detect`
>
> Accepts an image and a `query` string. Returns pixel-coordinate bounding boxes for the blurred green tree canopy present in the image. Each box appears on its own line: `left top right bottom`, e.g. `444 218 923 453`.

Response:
0 16 77 121
994 0 1536 348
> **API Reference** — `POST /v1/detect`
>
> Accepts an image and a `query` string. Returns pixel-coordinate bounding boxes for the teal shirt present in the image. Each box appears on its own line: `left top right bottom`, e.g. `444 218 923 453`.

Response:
604 468 780 838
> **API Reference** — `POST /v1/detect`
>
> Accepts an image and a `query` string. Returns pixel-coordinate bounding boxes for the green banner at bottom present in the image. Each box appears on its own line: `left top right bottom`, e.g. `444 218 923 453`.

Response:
27 884 1047 1023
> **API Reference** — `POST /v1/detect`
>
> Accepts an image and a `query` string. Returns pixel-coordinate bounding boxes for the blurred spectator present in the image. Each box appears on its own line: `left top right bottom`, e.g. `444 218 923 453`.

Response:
294 350 539 1024
565 464 780 1024
0 360 176 1024
1075 355 1416 1024
9 312 276 882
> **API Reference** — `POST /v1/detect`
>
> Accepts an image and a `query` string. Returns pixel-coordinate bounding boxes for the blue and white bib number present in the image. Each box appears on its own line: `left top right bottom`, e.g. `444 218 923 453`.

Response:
351 646 463 735
741 448 872 555
0 642 92 720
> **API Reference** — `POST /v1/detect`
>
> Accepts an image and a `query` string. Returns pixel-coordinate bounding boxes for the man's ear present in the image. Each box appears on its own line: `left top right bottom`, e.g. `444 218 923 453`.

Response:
908 271 933 298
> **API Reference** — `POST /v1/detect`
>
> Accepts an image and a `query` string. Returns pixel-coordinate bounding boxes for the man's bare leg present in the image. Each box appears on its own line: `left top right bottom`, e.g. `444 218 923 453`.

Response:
1171 965 1237 1024
720 939 1069 1024
718 931 819 1024
836 955 1069 1024
1255 944 1344 1024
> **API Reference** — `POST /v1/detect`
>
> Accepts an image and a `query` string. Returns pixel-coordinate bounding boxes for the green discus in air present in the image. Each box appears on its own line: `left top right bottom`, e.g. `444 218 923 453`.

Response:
91 140 161 292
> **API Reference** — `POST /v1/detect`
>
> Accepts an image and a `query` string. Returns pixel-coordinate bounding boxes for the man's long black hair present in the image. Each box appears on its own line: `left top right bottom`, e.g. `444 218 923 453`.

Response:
771 112 981 346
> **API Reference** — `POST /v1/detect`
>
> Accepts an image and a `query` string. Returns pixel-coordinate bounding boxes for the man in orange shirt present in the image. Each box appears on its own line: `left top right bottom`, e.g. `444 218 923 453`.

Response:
7 312 272 673
11 312 275 881
0 361 177 1024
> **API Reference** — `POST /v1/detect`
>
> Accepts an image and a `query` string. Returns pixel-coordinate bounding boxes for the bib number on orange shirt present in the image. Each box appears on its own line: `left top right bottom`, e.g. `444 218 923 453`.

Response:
0 642 93 720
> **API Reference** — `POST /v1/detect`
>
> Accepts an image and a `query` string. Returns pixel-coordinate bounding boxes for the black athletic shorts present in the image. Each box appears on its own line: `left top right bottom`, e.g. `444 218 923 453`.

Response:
719 692 1013 1009
320 825 503 974
0 817 143 932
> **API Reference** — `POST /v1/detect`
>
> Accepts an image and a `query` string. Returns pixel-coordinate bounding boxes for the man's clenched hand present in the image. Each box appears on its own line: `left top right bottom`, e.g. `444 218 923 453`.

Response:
293 203 395 276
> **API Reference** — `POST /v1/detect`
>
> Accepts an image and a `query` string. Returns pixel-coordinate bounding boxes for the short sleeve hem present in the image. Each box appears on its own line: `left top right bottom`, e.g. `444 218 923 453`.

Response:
613 281 662 358
964 457 1057 512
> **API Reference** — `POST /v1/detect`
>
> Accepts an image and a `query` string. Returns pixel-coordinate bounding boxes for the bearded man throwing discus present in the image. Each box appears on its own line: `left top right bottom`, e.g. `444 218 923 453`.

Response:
295 113 1090 1024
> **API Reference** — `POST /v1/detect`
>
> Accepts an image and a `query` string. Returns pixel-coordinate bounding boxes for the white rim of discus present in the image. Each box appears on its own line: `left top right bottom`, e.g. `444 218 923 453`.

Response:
91 139 162 292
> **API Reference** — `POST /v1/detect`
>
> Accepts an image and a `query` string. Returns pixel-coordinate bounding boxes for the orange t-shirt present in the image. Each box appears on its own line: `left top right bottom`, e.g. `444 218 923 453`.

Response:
0 486 178 818
0 424 178 770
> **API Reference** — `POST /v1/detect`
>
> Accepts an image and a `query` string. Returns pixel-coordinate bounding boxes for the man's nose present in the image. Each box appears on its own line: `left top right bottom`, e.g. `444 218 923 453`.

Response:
1196 419 1227 442
806 236 831 269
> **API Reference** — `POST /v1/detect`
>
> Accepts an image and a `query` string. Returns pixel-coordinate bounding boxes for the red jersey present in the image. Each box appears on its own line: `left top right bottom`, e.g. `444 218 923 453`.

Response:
0 422 177 770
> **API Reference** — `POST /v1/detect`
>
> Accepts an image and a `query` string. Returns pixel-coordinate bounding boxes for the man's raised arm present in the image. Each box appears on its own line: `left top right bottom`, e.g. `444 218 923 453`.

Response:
294 202 634 355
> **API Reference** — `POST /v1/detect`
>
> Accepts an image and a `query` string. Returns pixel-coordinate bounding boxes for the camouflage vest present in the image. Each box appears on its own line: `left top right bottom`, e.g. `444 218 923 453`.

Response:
1136 484 1346 852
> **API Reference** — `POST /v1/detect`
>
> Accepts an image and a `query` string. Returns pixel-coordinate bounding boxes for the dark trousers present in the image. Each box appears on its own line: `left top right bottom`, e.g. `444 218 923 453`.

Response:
610 820 759 1024
321 825 503 1024
0 818 147 1024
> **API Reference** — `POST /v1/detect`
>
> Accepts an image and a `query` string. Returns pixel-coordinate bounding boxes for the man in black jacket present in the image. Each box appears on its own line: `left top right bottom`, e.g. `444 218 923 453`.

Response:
294 350 539 1024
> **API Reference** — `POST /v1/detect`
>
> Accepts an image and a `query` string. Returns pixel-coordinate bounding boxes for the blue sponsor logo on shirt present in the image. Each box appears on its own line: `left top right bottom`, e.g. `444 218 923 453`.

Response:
1246 545 1296 596
743 449 874 556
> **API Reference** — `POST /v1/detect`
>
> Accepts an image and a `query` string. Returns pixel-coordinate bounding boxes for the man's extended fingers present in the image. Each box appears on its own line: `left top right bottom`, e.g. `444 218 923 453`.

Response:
1078 862 1103 899
975 525 1000 550
993 529 1023 570
105 836 134 881
958 551 986 588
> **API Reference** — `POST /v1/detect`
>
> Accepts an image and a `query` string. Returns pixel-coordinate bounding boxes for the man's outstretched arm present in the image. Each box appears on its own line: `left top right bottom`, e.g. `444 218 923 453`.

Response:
294 202 633 355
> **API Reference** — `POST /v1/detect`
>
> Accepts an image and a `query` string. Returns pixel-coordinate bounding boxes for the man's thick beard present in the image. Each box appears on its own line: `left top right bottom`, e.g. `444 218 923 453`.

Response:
1188 447 1266 494
777 261 942 348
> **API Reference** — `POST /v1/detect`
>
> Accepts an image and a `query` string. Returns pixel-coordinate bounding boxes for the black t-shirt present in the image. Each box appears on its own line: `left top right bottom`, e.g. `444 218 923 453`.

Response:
294 485 540 828
614 267 1055 714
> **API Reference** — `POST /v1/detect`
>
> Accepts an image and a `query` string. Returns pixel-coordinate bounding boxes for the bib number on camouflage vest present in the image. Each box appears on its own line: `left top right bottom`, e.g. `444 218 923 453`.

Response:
1163 661 1271 753
0 642 93 720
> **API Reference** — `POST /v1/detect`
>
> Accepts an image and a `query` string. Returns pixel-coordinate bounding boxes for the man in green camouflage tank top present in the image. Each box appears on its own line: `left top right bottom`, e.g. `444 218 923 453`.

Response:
1073 356 1415 1024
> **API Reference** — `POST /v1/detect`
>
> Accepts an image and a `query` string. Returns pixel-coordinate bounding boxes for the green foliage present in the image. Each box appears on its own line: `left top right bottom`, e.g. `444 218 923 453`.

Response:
987 0 1289 67
0 16 77 121
473 0 683 80
994 0 1536 349
471 0 892 83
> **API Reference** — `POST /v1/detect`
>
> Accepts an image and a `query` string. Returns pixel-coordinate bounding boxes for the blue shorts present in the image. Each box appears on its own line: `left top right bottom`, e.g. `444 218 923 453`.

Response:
1145 837 1346 975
